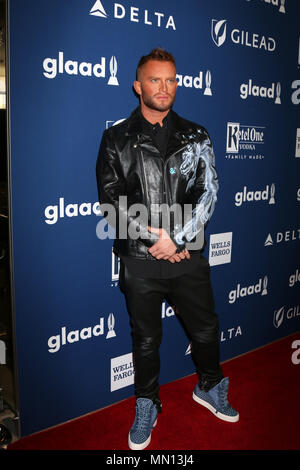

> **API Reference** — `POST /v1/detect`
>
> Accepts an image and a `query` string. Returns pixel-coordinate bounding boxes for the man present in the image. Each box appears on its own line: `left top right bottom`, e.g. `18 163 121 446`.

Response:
96 48 238 451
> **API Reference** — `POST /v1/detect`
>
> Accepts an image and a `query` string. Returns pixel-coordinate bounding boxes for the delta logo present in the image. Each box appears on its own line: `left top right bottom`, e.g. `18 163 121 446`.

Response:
89 0 176 30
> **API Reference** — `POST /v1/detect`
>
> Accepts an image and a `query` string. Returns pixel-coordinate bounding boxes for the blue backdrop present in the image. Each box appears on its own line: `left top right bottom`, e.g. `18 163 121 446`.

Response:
8 0 300 437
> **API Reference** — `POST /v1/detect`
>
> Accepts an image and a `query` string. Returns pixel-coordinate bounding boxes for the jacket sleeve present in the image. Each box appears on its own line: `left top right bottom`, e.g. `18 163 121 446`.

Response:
172 131 219 249
96 129 158 247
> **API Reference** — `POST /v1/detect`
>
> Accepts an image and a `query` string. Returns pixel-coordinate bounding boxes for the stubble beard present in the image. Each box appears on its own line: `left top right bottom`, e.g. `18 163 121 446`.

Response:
142 93 176 113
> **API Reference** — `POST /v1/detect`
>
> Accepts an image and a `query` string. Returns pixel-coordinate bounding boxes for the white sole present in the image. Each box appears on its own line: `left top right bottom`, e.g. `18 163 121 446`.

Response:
128 418 157 450
193 392 239 423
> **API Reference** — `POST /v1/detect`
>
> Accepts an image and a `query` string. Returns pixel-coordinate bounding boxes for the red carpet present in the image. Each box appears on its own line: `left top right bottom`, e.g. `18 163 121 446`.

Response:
8 332 300 451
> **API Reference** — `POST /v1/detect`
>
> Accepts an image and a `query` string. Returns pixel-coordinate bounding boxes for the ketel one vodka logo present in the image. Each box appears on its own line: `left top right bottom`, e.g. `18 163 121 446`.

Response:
234 184 275 206
42 51 119 86
226 122 265 160
228 276 268 304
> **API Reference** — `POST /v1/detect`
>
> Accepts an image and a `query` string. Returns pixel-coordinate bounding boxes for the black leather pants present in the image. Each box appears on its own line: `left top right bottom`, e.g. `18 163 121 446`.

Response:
120 255 223 404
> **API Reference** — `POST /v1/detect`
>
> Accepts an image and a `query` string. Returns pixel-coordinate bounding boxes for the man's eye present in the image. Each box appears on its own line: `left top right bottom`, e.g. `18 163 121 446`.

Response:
151 79 158 83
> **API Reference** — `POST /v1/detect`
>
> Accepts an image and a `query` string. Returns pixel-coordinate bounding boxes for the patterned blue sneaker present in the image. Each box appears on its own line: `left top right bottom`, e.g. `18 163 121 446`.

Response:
128 398 158 450
193 377 239 422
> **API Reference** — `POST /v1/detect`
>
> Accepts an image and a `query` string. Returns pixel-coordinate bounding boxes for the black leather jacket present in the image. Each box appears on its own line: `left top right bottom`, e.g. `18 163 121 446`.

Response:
96 107 218 260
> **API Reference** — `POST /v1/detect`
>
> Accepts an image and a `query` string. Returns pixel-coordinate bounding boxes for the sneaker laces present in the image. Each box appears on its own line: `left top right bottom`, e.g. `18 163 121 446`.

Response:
135 400 153 432
217 381 229 408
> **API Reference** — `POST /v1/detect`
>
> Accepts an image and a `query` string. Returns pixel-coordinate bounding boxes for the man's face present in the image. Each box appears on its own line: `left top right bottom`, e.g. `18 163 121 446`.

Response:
134 60 177 112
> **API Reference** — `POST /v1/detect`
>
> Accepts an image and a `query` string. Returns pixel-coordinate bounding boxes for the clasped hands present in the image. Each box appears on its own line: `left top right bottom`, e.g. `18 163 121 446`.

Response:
147 226 190 263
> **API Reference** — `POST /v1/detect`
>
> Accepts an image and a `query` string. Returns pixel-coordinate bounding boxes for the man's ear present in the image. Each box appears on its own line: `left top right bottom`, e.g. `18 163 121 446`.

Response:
133 80 142 96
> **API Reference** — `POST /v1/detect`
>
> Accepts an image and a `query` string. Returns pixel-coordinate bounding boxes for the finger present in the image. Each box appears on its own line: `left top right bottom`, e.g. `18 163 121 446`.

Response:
184 249 191 259
147 226 160 234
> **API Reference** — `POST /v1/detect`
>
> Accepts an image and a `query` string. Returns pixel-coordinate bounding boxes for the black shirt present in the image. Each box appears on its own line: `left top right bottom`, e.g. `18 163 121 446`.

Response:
120 108 202 279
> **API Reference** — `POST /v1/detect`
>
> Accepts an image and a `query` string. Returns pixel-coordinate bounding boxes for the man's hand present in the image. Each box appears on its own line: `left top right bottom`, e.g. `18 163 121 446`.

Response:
147 227 177 259
147 227 190 262
168 249 190 263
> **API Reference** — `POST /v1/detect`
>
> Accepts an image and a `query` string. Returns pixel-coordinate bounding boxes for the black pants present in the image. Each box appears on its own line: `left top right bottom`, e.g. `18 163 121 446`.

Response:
120 255 223 402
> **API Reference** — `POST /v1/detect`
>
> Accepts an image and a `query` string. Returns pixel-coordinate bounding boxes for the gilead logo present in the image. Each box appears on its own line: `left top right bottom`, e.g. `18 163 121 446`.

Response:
211 19 276 51
273 305 300 328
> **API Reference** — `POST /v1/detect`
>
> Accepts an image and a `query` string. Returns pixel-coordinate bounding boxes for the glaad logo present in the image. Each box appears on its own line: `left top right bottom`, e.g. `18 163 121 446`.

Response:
108 56 118 86
226 122 265 160
90 0 176 30
247 0 286 14
240 79 281 103
268 0 286 14
273 305 300 328
44 197 101 225
235 184 275 206
289 269 300 287
42 51 119 85
264 228 300 246
176 69 213 95
291 80 300 104
47 314 117 353
211 19 276 52
229 275 268 304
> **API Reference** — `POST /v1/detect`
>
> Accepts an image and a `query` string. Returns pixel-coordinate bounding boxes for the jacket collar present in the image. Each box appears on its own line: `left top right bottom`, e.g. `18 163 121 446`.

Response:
125 106 191 137
125 107 195 158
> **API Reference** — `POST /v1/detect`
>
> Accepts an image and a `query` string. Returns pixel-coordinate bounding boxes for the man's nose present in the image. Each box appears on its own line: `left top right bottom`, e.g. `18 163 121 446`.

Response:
159 80 168 92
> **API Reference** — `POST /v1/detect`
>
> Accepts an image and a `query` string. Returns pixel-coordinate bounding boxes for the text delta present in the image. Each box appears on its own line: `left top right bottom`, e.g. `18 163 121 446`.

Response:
112 3 176 30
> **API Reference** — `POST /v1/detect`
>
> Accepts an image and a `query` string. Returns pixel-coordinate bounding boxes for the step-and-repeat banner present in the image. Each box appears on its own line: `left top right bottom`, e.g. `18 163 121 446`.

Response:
8 0 300 436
